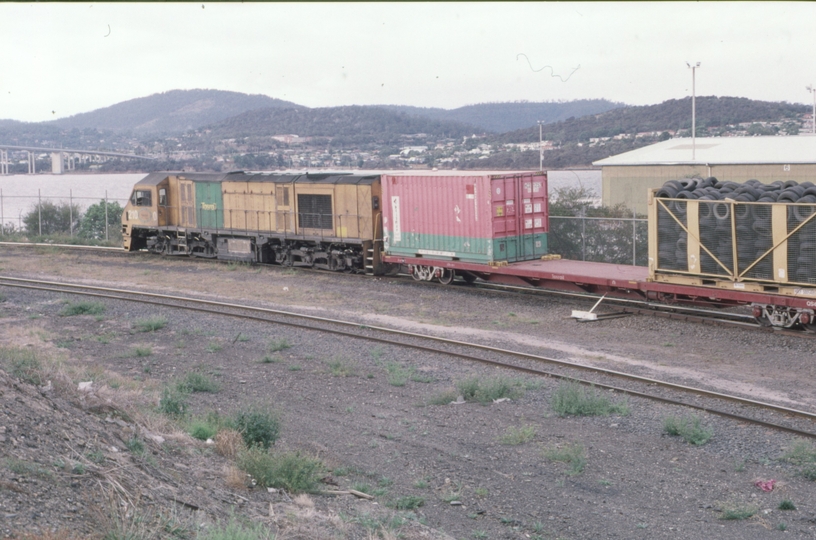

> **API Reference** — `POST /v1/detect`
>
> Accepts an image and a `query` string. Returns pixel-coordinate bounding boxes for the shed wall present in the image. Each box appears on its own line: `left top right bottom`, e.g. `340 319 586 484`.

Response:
603 163 816 214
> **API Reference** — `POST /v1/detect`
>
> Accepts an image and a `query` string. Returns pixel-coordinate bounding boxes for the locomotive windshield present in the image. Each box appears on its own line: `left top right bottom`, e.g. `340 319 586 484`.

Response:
131 190 152 207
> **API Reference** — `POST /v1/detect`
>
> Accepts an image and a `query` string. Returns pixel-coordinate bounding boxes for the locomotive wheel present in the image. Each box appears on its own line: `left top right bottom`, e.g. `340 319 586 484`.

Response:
438 269 455 285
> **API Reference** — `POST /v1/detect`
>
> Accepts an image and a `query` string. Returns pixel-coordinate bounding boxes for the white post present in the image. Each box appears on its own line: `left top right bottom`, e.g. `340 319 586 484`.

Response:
687 62 701 160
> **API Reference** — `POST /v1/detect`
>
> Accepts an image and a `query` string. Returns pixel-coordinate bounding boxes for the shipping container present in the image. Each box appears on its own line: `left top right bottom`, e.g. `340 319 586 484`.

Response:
381 172 548 264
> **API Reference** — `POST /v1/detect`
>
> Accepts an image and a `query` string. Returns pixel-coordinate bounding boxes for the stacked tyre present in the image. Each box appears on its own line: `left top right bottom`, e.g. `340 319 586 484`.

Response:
655 178 816 282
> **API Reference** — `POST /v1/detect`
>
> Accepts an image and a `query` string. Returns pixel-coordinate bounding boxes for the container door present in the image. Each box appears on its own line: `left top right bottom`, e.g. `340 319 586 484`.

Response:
519 174 548 259
491 176 518 262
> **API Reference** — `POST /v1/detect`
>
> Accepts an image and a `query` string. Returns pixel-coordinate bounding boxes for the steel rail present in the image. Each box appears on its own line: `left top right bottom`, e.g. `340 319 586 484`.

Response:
2 275 816 439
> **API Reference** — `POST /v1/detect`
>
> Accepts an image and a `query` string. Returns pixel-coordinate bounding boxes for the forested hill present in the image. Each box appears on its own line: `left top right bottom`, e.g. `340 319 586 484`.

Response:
48 89 302 135
204 105 478 145
379 99 622 133
497 96 809 144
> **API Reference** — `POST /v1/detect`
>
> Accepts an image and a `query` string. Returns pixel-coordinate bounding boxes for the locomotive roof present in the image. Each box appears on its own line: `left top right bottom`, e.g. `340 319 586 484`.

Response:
135 171 380 186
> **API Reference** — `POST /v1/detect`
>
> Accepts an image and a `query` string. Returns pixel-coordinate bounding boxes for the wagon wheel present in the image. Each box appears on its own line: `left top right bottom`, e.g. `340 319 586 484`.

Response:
411 266 423 281
438 269 455 285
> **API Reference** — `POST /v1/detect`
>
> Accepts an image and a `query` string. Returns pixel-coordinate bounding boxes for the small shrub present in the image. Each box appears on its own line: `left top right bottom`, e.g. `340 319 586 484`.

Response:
233 406 280 449
60 301 105 317
125 437 145 455
1 347 44 385
158 387 188 417
386 362 411 386
413 478 429 489
132 346 152 357
410 372 434 383
133 317 167 333
206 341 223 353
458 376 524 404
663 415 713 445
72 463 86 475
268 338 291 352
197 516 275 540
781 439 816 464
550 381 629 416
177 372 220 393
327 359 355 377
428 389 460 405
237 448 324 493
544 443 586 475
499 425 536 445
779 499 797 511
260 354 282 364
189 417 219 441
5 458 53 479
719 503 758 520
390 495 425 510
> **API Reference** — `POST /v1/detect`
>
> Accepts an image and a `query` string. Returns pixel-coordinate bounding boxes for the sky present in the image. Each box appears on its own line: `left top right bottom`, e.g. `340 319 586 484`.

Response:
1 2 815 123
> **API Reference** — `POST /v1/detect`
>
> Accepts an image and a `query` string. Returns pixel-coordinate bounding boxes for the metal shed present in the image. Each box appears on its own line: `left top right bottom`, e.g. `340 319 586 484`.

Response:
593 136 816 214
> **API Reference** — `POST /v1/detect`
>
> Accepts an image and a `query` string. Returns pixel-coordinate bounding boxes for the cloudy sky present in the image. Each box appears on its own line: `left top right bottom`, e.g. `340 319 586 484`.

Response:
2 2 814 123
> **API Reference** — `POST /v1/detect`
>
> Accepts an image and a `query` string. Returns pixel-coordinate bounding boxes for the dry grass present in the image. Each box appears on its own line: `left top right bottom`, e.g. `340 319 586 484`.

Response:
294 494 315 508
223 464 249 490
17 532 84 540
215 428 245 458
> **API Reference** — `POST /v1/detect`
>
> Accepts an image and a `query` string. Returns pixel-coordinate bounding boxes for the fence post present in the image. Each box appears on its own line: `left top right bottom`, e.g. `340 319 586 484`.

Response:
105 190 109 241
632 207 636 266
70 190 74 237
38 189 42 236
581 213 586 261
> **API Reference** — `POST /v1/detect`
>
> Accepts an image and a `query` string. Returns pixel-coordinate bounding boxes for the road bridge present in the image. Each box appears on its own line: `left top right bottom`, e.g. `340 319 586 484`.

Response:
0 144 154 175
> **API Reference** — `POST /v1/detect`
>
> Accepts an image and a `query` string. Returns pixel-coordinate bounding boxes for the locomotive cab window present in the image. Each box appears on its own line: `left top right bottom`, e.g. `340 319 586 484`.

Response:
158 188 167 206
131 190 152 207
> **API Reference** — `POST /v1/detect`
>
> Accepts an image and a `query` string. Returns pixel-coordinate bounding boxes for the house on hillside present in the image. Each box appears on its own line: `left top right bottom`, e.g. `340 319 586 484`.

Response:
593 135 816 214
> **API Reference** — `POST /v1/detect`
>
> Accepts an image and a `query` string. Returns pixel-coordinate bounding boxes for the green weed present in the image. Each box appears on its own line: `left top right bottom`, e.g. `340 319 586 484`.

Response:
390 495 425 510
177 371 220 393
268 338 292 352
719 503 758 520
544 442 587 475
198 515 275 540
0 347 44 385
126 437 145 455
60 301 105 317
386 362 412 386
206 341 223 353
550 381 629 416
663 415 713 445
233 406 280 449
5 458 53 479
133 316 167 333
779 499 797 511
132 346 152 357
328 358 356 377
499 424 536 445
456 376 524 404
158 387 188 417
237 448 324 493
260 354 282 363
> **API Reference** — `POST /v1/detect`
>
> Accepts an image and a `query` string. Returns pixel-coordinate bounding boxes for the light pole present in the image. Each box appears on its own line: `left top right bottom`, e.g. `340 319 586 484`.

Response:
807 85 816 134
537 120 544 171
686 62 701 160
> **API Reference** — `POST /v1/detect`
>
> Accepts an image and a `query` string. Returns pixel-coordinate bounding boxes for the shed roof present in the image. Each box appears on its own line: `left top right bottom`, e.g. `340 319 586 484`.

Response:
592 136 816 167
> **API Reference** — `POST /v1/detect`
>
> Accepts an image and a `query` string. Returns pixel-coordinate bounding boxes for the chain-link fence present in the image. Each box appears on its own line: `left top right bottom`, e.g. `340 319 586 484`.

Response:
0 189 128 241
549 214 649 266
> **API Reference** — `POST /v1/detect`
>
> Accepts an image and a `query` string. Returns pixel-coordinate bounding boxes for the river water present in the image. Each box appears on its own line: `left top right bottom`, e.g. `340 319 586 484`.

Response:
0 169 601 230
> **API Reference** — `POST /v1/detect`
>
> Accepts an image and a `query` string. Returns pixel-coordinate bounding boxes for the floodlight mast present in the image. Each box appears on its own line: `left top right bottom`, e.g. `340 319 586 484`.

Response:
686 62 701 160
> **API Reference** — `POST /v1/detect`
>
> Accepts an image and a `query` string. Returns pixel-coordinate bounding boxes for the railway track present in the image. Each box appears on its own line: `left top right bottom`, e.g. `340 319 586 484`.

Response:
0 241 777 334
2 274 816 440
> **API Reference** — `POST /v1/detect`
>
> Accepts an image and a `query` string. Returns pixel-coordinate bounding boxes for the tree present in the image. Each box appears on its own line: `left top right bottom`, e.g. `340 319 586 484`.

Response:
23 201 81 236
78 200 124 241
